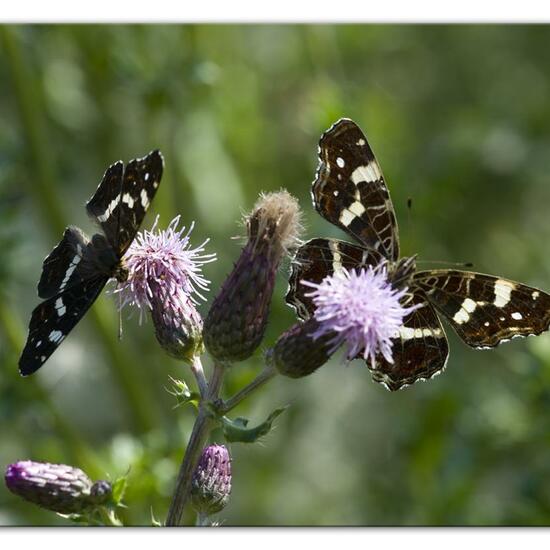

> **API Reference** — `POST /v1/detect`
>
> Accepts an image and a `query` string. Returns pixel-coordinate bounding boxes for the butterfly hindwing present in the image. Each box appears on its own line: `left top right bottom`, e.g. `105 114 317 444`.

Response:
286 237 385 321
414 270 550 348
313 118 400 261
367 290 449 391
19 275 108 375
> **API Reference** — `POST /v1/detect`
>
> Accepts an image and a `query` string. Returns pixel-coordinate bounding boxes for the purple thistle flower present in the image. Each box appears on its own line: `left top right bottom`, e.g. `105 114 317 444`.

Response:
118 215 216 319
116 216 216 360
191 444 232 516
303 265 418 367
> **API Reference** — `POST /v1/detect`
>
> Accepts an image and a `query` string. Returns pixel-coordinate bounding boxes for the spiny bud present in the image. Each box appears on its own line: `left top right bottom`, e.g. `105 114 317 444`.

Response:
4 461 111 515
150 288 204 362
191 444 232 516
271 318 336 378
204 191 302 363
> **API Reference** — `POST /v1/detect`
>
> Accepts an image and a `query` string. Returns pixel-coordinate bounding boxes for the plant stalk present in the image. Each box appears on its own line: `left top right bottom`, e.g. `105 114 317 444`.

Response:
220 364 277 414
165 360 225 526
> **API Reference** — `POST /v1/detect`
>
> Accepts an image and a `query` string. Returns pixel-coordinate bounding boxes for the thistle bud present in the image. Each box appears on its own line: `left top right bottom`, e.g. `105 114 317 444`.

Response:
4 461 106 515
89 480 113 505
204 191 302 362
271 318 336 378
150 288 204 361
191 444 232 516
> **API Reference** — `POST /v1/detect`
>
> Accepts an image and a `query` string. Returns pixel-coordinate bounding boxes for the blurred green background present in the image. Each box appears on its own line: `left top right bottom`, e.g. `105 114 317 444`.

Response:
2 24 550 526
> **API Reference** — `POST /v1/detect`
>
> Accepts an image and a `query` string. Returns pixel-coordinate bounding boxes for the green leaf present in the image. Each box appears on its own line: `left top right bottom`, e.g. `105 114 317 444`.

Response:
221 406 288 443
166 376 200 409
111 475 128 506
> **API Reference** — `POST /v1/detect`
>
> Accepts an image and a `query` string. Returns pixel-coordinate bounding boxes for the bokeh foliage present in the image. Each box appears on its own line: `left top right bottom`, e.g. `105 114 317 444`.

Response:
2 24 550 525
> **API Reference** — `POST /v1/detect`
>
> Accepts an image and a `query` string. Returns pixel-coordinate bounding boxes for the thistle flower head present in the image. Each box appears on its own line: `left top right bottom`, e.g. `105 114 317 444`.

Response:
118 215 216 317
117 216 215 360
5 460 100 515
191 444 232 516
204 191 302 363
303 265 418 367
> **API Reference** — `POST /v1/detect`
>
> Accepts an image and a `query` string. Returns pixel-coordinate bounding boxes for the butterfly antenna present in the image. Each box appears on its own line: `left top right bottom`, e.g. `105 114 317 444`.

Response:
405 197 415 254
417 259 474 269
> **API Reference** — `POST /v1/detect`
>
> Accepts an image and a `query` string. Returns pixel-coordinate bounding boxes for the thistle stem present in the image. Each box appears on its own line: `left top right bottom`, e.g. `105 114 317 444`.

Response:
190 355 208 398
166 360 225 526
220 364 277 414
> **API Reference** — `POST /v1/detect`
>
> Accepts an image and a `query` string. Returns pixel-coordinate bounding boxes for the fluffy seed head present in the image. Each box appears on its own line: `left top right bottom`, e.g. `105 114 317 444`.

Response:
303 265 418 367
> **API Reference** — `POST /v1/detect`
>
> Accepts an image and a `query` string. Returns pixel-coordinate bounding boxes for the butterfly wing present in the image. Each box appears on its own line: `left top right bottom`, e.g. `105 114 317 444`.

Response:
19 228 108 376
286 237 385 321
312 118 400 261
414 270 550 348
86 150 164 257
367 290 449 391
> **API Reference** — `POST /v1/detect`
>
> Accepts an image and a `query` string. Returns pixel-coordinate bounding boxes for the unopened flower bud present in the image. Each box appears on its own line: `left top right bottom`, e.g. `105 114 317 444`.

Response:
204 191 302 362
5 461 100 515
271 318 336 378
151 288 204 361
89 480 113 505
191 444 232 516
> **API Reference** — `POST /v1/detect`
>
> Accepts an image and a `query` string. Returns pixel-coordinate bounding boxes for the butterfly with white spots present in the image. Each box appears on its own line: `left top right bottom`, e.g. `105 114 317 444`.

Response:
19 150 164 376
286 119 550 390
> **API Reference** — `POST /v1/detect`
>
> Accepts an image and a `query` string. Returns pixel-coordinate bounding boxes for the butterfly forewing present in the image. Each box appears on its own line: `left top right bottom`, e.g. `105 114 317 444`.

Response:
115 150 164 256
367 290 449 391
286 237 385 321
414 270 550 348
86 161 124 251
313 118 400 261
86 150 163 257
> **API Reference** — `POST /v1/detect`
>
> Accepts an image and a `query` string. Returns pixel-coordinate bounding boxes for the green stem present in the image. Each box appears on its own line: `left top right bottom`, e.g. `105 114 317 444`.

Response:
220 364 277 414
1 26 157 434
165 360 225 526
190 355 208 398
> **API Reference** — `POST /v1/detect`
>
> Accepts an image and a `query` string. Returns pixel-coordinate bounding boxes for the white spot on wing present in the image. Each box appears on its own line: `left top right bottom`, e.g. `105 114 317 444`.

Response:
511 312 523 320
48 330 64 343
350 162 382 185
532 291 540 300
357 139 366 146
348 201 366 217
328 240 343 273
339 209 355 227
122 193 135 209
140 189 150 209
400 327 443 340
494 279 515 307
144 173 150 181
97 196 120 223
55 297 66 317
336 157 345 168
59 255 82 292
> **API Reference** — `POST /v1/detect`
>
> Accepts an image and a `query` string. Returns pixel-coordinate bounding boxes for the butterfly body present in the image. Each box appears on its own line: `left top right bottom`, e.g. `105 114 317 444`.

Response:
287 119 550 391
19 150 164 376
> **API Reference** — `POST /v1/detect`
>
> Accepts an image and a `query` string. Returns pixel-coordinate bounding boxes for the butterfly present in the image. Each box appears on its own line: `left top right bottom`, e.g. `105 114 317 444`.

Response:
18 150 164 376
286 119 550 391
